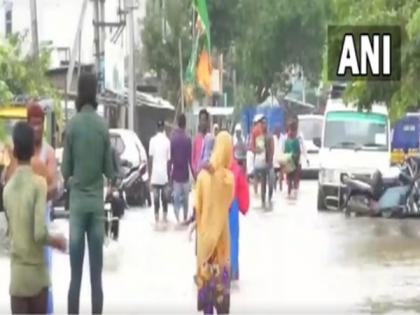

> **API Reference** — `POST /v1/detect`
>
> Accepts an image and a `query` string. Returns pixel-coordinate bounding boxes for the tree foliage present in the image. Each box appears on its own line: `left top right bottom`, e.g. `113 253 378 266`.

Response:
141 0 193 106
141 0 329 107
327 0 420 119
0 33 57 103
0 33 60 139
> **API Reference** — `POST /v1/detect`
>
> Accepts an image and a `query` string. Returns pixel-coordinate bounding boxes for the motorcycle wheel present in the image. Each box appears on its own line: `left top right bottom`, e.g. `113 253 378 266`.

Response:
125 181 145 207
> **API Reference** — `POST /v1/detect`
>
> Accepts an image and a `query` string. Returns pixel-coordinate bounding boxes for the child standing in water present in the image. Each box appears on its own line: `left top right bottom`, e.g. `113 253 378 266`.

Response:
284 119 301 199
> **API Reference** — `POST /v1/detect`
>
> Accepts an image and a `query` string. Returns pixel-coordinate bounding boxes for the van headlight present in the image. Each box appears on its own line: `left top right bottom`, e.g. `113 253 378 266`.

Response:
319 168 340 184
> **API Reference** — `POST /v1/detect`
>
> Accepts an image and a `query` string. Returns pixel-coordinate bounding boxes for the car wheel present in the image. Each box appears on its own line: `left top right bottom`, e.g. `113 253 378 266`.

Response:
317 186 327 211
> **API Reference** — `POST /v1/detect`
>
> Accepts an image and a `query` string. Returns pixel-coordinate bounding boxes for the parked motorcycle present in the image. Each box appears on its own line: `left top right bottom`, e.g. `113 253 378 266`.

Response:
120 159 150 207
341 159 418 218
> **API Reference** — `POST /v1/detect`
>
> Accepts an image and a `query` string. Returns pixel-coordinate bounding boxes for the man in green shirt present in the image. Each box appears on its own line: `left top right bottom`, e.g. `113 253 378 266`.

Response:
4 122 66 314
62 73 115 314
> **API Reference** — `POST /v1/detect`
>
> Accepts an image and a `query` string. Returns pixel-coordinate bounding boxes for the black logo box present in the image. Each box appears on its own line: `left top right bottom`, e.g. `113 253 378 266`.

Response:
327 25 401 81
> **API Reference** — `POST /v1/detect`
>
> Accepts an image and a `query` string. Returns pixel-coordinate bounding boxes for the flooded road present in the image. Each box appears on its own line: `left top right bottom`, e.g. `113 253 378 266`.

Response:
1 180 420 313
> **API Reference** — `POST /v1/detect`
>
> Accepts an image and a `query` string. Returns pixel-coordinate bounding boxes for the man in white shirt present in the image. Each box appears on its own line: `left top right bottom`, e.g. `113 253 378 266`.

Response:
149 120 171 224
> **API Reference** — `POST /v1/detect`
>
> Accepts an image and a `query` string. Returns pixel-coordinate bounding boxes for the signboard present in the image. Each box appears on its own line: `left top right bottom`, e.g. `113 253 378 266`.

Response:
104 39 125 94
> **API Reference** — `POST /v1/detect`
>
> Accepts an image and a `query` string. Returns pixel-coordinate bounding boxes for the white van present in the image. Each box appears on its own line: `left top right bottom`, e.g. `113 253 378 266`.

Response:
317 99 391 211
298 114 323 174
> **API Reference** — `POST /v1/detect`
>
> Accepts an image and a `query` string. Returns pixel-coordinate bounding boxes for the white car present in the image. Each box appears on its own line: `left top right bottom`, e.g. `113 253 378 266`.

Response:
298 114 323 175
109 128 149 206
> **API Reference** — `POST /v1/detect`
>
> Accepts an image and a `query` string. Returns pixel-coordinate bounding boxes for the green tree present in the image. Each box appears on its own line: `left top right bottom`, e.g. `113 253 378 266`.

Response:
234 0 330 103
141 0 193 106
0 33 57 102
0 33 60 139
141 0 329 107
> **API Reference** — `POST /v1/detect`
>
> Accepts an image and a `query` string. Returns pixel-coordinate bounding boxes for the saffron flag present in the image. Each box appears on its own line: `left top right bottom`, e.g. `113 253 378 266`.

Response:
196 50 212 95
184 0 212 99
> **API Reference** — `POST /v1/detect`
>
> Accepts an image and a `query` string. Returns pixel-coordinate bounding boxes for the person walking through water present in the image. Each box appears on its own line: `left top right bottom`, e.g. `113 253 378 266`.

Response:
4 102 59 314
194 131 234 315
149 120 171 227
284 119 301 199
252 115 274 210
233 123 247 170
272 125 284 192
192 109 210 178
170 114 193 224
62 73 115 314
4 122 66 314
229 147 250 287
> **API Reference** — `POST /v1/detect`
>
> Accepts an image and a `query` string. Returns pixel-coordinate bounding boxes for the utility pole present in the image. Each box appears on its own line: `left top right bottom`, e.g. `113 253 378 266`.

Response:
66 0 88 94
126 0 137 131
93 0 101 90
302 67 306 104
178 38 185 113
99 0 106 95
30 0 39 58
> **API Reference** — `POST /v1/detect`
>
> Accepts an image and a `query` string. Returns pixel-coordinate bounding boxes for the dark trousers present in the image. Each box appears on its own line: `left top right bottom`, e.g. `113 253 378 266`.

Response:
11 288 48 314
255 167 273 205
287 163 301 195
68 211 104 314
153 184 168 215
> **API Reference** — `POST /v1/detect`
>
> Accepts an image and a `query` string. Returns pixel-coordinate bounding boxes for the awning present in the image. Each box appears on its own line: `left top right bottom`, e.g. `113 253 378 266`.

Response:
98 88 175 111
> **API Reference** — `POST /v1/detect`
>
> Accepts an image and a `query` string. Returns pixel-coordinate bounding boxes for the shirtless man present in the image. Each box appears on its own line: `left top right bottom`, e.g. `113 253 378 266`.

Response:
3 102 58 314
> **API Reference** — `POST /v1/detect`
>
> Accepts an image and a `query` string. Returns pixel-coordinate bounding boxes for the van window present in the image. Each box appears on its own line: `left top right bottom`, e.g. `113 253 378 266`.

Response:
324 111 388 151
299 118 323 140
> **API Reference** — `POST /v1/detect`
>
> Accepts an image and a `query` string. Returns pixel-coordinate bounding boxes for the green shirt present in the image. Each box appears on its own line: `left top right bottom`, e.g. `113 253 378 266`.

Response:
3 165 50 297
284 137 301 157
61 105 114 214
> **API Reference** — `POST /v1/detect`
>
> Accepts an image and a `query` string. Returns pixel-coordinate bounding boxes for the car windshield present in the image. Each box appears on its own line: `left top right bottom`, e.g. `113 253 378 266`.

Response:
324 111 388 151
299 118 323 140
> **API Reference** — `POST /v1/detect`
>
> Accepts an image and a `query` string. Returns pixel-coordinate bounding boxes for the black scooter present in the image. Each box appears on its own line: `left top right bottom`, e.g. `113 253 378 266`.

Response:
341 160 416 218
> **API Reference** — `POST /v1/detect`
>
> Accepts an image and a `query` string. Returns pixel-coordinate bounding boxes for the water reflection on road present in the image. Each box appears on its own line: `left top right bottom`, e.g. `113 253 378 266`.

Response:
1 180 420 313
240 180 420 314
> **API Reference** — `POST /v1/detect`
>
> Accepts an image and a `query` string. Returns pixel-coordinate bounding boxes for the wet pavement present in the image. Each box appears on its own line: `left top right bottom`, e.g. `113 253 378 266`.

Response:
1 180 420 313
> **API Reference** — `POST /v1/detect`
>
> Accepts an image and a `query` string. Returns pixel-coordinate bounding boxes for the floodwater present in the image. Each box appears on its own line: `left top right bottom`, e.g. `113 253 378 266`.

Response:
1 180 420 314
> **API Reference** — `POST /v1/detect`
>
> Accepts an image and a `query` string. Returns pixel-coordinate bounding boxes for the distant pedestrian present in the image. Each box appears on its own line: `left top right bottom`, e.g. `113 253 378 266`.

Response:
192 109 210 178
273 125 283 191
149 120 171 226
284 119 301 199
195 131 234 314
170 114 193 223
252 115 274 209
198 131 215 172
62 73 115 314
4 122 66 314
250 115 263 196
213 123 220 137
233 123 247 170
